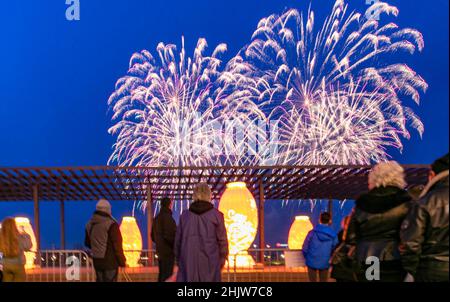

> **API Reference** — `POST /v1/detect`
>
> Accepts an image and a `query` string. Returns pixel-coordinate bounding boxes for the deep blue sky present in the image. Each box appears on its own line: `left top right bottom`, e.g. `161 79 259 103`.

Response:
0 0 448 249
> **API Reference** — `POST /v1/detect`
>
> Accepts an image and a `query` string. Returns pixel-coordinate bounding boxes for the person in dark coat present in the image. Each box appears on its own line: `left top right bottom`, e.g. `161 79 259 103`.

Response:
175 183 228 282
346 161 412 282
400 153 449 282
85 199 126 282
331 214 357 282
152 197 177 282
303 212 338 282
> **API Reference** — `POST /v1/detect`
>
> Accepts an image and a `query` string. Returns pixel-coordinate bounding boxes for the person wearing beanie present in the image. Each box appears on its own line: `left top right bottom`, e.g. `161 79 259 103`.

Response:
400 153 449 282
151 197 177 282
85 199 126 282
174 183 228 282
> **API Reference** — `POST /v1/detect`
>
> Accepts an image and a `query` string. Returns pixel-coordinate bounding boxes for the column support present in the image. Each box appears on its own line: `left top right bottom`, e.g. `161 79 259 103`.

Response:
33 184 40 251
146 185 154 265
258 179 265 263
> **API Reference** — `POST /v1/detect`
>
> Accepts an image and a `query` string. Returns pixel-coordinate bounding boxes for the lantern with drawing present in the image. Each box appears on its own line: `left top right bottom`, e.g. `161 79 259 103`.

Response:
218 182 258 267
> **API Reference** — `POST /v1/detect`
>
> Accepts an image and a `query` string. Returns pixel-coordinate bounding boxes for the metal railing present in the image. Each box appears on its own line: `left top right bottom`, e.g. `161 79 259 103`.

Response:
25 250 94 282
225 249 308 282
18 249 307 282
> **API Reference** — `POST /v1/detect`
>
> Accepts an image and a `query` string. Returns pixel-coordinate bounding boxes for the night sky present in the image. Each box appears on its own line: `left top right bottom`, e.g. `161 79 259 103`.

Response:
0 0 448 249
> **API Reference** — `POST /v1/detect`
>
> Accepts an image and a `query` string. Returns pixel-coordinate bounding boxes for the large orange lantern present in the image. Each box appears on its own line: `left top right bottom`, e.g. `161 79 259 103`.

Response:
288 216 313 250
14 217 37 269
119 216 142 267
219 182 258 267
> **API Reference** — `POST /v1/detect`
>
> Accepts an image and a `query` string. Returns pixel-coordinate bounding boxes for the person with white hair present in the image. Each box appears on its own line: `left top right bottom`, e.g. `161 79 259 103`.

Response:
174 183 228 282
346 161 412 282
85 199 126 282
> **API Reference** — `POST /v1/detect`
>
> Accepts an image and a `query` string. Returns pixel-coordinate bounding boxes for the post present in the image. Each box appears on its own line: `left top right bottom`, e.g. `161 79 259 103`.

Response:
33 184 40 251
328 198 333 226
60 200 65 249
146 185 154 265
258 179 265 264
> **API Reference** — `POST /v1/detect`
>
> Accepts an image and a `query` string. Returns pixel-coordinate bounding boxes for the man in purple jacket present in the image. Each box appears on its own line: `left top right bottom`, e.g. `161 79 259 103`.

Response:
175 183 228 282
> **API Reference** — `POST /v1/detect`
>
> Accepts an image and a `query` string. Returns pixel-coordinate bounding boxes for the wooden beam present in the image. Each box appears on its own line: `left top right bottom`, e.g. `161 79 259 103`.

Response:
258 179 265 264
33 184 40 251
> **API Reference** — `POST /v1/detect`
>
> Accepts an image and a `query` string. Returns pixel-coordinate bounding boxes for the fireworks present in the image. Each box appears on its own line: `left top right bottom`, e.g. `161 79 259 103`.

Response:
230 0 427 164
107 1 428 210
278 80 416 165
107 37 270 210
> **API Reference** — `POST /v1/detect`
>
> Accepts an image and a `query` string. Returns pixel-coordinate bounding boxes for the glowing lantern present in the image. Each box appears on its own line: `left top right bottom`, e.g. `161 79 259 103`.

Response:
288 216 314 250
219 182 258 267
14 217 37 269
119 216 142 267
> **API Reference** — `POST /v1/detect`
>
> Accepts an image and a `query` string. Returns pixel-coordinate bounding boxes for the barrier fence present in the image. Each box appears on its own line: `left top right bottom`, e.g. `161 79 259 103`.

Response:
14 249 308 282
25 250 94 282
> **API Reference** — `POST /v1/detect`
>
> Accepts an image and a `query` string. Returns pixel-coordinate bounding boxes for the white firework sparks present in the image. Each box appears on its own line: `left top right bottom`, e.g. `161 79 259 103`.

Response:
278 80 422 165
108 37 226 168
107 37 268 210
230 0 427 164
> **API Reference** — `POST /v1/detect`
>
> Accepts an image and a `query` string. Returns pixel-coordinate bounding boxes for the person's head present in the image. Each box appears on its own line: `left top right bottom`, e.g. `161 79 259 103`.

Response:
160 197 172 209
368 161 406 190
96 199 112 215
429 153 449 181
193 183 211 203
0 217 20 257
319 212 331 225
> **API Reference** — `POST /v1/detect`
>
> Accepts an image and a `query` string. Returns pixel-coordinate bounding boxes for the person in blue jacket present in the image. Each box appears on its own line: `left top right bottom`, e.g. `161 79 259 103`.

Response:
302 212 338 282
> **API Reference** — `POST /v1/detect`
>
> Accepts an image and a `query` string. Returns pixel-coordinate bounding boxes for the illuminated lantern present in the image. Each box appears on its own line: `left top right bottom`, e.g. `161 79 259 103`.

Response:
219 182 258 267
119 216 142 267
14 217 37 269
288 216 314 250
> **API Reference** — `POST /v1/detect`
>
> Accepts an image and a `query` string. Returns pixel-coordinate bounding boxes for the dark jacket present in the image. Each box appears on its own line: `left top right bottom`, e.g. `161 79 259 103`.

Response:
175 201 228 282
346 186 411 281
85 211 126 270
303 224 338 270
331 229 357 281
400 171 449 281
151 207 177 260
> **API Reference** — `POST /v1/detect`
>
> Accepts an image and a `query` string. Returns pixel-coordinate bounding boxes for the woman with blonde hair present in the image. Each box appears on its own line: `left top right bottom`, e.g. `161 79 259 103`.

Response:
0 217 32 282
346 161 412 282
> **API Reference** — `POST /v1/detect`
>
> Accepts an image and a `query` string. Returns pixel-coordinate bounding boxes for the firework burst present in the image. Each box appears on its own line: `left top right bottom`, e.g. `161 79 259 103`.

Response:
230 0 427 164
108 37 268 210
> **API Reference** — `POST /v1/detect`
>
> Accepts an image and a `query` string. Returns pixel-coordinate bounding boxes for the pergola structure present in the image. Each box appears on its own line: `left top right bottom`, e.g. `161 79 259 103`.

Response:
0 164 430 255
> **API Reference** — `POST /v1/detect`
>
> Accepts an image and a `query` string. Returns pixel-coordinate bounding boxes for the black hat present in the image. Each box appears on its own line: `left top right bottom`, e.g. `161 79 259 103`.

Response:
431 153 449 174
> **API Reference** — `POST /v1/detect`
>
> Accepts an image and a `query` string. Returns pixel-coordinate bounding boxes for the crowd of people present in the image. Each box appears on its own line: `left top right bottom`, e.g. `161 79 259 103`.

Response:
0 153 448 282
303 153 449 283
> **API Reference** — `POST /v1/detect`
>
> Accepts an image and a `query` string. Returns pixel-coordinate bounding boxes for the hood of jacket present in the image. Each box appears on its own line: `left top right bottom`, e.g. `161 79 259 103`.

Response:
313 224 337 242
189 200 214 215
90 210 115 224
356 186 411 214
419 170 449 198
